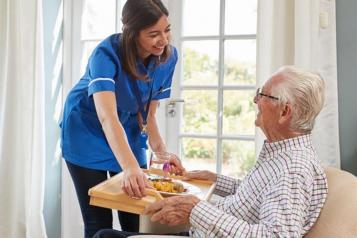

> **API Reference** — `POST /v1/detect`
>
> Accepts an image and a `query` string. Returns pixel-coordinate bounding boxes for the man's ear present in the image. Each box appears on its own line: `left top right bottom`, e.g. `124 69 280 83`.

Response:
278 103 292 124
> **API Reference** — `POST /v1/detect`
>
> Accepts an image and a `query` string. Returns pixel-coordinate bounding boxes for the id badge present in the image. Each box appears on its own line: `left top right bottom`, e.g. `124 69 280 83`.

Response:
139 131 148 149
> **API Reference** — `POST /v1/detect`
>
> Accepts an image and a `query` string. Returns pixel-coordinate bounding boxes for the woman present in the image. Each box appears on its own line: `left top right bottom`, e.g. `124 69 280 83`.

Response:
60 0 181 237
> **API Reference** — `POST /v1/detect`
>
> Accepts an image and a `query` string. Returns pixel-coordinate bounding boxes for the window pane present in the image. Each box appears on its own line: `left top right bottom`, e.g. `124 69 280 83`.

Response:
182 90 217 134
181 90 217 135
81 0 116 39
183 41 219 86
225 0 257 35
224 39 256 85
181 138 217 172
223 90 255 135
222 140 255 178
182 0 220 36
80 41 100 76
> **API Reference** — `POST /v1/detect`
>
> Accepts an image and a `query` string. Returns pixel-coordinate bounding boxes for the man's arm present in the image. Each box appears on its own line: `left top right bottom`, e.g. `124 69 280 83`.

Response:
184 171 241 197
189 172 312 237
214 174 242 197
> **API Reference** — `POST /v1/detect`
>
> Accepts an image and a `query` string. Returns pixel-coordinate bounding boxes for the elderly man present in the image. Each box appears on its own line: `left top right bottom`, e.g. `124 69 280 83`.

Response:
93 65 328 238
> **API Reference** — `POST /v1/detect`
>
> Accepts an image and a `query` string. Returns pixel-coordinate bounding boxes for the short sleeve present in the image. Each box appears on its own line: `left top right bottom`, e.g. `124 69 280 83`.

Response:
87 37 119 96
152 47 178 100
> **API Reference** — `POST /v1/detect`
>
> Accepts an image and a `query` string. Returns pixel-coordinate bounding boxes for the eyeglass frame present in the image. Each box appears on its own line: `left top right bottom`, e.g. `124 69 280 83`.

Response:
255 88 279 101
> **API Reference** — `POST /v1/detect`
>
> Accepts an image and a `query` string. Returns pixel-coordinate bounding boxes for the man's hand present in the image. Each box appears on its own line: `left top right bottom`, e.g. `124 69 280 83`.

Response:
144 195 200 226
183 170 217 182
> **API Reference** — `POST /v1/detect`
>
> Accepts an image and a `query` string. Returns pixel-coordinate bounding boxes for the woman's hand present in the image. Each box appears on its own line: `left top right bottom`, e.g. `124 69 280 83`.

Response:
168 154 185 176
122 167 150 198
183 170 217 182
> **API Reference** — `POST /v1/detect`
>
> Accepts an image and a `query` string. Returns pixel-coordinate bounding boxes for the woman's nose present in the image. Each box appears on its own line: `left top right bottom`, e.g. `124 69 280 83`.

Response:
159 34 169 45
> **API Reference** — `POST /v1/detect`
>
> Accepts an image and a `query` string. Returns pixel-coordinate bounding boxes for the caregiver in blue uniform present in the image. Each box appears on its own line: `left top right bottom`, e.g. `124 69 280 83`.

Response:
60 0 181 237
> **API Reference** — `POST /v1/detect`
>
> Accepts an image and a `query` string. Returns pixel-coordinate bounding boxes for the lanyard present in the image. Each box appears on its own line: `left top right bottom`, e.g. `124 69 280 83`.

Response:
131 74 155 133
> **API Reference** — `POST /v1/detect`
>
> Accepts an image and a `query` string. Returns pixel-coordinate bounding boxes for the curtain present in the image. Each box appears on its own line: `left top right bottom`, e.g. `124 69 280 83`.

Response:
256 0 340 167
0 0 47 237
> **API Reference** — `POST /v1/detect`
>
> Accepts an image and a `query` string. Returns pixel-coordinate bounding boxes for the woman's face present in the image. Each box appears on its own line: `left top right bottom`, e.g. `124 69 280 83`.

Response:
137 15 171 60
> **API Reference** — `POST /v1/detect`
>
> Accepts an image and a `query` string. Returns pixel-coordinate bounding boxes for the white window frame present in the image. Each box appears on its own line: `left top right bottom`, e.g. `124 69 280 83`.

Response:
167 0 257 174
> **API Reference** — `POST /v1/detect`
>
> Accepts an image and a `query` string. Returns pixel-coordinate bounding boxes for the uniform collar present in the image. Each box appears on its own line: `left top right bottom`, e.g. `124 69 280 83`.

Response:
137 55 157 73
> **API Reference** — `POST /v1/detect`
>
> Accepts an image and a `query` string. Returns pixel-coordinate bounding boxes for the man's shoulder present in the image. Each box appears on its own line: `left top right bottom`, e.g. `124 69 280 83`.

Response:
278 149 324 179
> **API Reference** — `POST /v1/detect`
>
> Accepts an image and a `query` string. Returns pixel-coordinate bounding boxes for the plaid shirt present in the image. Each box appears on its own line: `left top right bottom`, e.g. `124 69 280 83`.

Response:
189 134 328 238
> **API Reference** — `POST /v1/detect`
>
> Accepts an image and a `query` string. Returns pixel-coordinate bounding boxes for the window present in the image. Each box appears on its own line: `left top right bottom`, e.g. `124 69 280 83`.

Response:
76 0 126 78
169 0 258 177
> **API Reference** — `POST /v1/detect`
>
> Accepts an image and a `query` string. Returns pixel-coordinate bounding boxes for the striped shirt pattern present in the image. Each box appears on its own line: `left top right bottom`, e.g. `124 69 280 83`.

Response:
189 134 328 238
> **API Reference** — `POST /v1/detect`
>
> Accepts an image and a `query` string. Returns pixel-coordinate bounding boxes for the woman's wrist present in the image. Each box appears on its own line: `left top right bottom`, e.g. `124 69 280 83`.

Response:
149 141 166 152
120 157 140 170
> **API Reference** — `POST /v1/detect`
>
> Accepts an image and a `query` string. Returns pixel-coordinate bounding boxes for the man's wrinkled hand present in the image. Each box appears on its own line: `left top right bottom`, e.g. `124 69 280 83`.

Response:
144 195 200 226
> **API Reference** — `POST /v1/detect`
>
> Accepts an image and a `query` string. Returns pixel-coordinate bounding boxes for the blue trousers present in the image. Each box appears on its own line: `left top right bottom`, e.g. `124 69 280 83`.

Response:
66 161 147 238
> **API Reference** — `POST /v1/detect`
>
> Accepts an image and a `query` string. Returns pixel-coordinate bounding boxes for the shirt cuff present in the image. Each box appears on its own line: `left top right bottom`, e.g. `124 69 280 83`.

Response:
190 200 224 234
214 174 240 196
88 78 115 96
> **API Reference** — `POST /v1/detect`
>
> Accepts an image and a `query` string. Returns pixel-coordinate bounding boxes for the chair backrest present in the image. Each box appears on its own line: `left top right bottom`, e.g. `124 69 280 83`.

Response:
305 167 357 238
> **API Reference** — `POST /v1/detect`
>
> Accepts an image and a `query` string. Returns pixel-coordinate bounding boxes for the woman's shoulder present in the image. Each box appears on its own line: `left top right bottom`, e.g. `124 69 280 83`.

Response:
95 33 120 52
88 33 122 66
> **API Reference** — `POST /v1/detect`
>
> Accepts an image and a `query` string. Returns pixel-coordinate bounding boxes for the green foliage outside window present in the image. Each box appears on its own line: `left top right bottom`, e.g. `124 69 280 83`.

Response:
181 47 256 175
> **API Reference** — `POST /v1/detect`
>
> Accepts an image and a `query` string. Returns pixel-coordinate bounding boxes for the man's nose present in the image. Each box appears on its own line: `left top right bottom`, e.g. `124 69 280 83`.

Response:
253 95 258 104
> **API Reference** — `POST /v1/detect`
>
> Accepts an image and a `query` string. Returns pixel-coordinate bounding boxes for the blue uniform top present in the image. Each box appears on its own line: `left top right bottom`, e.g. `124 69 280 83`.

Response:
60 33 178 172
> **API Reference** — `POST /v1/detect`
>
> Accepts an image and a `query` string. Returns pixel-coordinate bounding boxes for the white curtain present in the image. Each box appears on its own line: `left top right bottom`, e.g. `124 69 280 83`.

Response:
0 0 47 237
256 0 340 167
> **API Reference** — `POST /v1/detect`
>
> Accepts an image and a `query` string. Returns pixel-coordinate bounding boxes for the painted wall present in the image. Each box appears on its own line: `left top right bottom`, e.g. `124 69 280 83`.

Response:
43 0 63 237
336 0 357 175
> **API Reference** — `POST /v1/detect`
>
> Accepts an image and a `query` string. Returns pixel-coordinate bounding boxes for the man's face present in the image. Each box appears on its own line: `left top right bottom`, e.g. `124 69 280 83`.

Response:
137 15 171 60
254 78 281 138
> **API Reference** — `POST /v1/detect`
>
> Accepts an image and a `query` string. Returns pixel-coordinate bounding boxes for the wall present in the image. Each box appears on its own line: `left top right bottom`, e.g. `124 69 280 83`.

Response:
336 0 357 175
43 0 63 237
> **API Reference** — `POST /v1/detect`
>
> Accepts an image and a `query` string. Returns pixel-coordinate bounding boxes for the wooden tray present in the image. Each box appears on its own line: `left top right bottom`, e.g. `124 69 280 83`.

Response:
88 169 216 215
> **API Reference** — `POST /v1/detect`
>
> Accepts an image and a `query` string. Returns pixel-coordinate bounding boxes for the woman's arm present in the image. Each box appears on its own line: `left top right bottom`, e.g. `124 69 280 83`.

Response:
141 100 185 174
143 100 166 152
93 91 147 198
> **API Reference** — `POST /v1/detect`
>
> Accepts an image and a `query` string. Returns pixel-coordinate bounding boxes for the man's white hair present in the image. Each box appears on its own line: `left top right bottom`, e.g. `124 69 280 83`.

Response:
271 65 325 133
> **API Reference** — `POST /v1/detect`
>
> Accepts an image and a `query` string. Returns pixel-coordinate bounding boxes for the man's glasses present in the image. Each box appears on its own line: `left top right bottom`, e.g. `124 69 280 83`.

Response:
255 88 279 101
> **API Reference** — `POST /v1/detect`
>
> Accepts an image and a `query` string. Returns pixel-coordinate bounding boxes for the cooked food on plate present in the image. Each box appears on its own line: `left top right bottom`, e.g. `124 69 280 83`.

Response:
147 174 186 194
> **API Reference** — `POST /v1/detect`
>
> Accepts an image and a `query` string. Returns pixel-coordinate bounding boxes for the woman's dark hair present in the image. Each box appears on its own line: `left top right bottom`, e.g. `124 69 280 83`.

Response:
120 0 171 80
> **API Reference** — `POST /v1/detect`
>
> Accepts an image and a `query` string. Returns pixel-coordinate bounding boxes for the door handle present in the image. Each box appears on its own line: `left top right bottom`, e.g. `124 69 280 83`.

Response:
166 99 185 118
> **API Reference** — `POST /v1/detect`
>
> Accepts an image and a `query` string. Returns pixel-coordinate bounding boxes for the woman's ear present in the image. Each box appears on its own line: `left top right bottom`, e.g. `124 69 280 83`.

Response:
278 103 292 124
